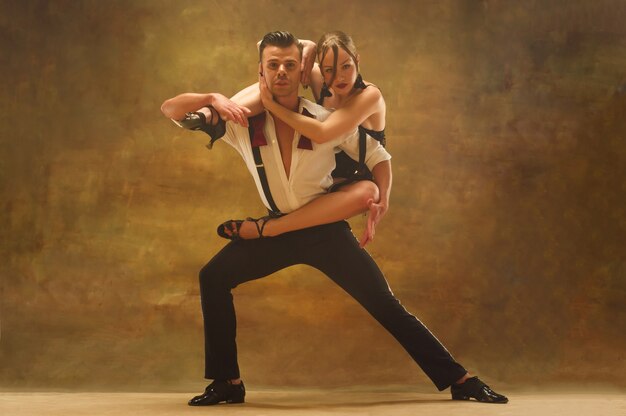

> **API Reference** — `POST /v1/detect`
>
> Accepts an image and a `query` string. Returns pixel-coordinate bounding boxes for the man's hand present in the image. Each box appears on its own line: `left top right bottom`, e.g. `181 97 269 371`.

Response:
210 93 251 127
359 200 389 248
300 40 317 87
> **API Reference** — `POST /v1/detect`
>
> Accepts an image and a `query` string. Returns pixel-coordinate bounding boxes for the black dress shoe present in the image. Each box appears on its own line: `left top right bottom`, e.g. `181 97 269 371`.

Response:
188 380 245 406
451 376 508 403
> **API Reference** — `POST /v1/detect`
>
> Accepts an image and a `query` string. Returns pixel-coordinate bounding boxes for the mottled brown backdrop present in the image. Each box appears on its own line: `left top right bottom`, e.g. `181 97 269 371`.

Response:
1 0 625 391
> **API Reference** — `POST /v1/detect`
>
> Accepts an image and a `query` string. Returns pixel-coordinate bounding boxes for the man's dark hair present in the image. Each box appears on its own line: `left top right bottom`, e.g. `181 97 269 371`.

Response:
258 31 303 62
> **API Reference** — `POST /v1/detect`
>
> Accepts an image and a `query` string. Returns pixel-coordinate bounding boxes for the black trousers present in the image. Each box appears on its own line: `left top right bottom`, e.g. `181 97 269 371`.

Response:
198 221 467 391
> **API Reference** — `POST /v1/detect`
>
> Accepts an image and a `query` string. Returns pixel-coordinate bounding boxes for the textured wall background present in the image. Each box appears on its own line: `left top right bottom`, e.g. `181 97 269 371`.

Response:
1 0 625 391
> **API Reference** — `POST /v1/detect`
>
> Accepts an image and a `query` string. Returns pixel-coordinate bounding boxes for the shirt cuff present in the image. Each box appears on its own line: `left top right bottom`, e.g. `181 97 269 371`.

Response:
365 148 392 171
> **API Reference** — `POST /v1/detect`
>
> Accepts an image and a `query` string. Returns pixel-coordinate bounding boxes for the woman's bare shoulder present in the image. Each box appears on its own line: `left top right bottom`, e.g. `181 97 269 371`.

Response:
349 83 384 106
363 81 383 95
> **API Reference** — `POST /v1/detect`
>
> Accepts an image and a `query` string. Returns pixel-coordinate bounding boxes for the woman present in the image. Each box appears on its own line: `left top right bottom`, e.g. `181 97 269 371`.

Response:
219 31 390 247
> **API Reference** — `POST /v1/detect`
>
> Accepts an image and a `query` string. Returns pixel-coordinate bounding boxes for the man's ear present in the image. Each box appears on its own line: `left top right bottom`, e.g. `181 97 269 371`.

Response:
258 62 263 76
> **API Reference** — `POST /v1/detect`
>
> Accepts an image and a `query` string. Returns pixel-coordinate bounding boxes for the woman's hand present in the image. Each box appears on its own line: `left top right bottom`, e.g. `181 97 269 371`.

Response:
300 40 317 87
258 69 275 108
210 93 251 127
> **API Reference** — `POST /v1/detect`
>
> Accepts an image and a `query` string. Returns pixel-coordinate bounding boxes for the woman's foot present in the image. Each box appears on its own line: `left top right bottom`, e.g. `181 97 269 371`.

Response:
217 217 272 240
237 217 272 239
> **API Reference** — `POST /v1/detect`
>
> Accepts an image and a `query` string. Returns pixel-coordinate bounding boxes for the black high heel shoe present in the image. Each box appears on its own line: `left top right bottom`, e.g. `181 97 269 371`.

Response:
217 216 272 240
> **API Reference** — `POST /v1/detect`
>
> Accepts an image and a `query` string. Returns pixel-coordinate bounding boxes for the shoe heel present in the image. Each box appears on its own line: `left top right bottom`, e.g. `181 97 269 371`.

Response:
226 396 245 404
227 390 245 404
451 393 470 401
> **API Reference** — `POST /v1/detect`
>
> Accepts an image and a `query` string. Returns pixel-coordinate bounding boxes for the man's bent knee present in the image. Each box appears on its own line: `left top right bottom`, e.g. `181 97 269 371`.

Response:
199 262 232 292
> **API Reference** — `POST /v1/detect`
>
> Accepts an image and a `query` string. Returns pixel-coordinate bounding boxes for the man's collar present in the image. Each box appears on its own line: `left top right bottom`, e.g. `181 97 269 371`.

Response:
298 97 319 115
297 106 315 150
250 103 316 150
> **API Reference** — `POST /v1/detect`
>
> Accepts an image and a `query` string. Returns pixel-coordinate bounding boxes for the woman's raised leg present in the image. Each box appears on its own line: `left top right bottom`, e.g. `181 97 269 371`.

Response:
234 180 379 243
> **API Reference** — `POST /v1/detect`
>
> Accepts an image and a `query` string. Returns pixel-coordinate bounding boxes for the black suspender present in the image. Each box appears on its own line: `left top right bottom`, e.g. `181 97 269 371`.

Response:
248 119 282 217
357 126 367 175
245 111 373 215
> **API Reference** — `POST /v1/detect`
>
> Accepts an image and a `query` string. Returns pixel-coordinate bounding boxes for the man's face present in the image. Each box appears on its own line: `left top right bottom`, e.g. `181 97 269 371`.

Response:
261 44 301 97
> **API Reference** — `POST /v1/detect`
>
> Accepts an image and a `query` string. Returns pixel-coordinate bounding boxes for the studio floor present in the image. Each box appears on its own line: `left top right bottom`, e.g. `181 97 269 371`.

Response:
1 388 625 416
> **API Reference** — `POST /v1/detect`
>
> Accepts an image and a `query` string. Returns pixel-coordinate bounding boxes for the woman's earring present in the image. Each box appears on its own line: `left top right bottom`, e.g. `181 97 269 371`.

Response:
353 74 367 89
320 82 333 100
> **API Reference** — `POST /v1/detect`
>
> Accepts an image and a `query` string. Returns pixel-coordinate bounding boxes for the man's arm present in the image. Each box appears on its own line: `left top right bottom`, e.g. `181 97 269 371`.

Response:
355 159 391 247
299 39 317 87
337 130 392 246
371 160 392 208
336 129 391 175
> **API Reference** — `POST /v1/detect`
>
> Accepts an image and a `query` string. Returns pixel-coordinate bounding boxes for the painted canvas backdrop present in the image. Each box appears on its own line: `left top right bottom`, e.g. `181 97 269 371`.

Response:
1 0 625 390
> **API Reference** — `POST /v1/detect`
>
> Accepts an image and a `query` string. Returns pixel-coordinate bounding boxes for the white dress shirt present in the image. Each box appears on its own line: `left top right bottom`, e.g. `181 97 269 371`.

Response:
215 98 391 214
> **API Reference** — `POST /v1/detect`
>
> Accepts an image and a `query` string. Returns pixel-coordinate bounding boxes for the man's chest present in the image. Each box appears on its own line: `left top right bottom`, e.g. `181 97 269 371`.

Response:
275 122 295 147
256 133 336 187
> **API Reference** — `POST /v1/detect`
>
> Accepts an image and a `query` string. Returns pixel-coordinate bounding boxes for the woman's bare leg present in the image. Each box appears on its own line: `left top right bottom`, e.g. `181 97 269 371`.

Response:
234 180 379 240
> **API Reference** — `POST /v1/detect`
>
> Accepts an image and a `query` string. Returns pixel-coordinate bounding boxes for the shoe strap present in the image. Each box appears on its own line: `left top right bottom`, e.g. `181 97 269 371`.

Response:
246 216 270 238
231 220 243 239
258 216 270 237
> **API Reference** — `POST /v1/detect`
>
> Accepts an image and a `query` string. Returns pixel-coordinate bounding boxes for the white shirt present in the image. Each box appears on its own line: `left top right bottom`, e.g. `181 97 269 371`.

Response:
215 98 391 214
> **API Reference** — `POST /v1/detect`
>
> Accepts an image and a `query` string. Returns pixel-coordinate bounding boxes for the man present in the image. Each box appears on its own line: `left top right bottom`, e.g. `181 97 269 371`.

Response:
161 31 508 406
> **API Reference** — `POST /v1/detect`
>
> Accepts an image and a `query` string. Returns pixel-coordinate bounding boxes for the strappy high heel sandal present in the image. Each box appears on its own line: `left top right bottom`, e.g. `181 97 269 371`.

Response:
217 216 272 241
217 219 245 240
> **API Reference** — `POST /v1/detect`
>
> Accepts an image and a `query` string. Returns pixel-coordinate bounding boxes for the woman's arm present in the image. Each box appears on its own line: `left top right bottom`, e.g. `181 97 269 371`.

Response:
308 63 324 103
260 73 384 143
161 93 216 120
230 83 264 116
161 92 251 126
164 39 316 125
361 160 392 247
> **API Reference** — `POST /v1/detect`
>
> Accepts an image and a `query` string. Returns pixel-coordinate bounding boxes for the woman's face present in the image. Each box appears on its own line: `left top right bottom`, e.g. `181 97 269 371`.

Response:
320 47 358 96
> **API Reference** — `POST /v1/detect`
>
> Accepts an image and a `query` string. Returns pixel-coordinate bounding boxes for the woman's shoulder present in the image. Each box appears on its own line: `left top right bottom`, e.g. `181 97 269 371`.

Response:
349 82 384 107
362 81 383 96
